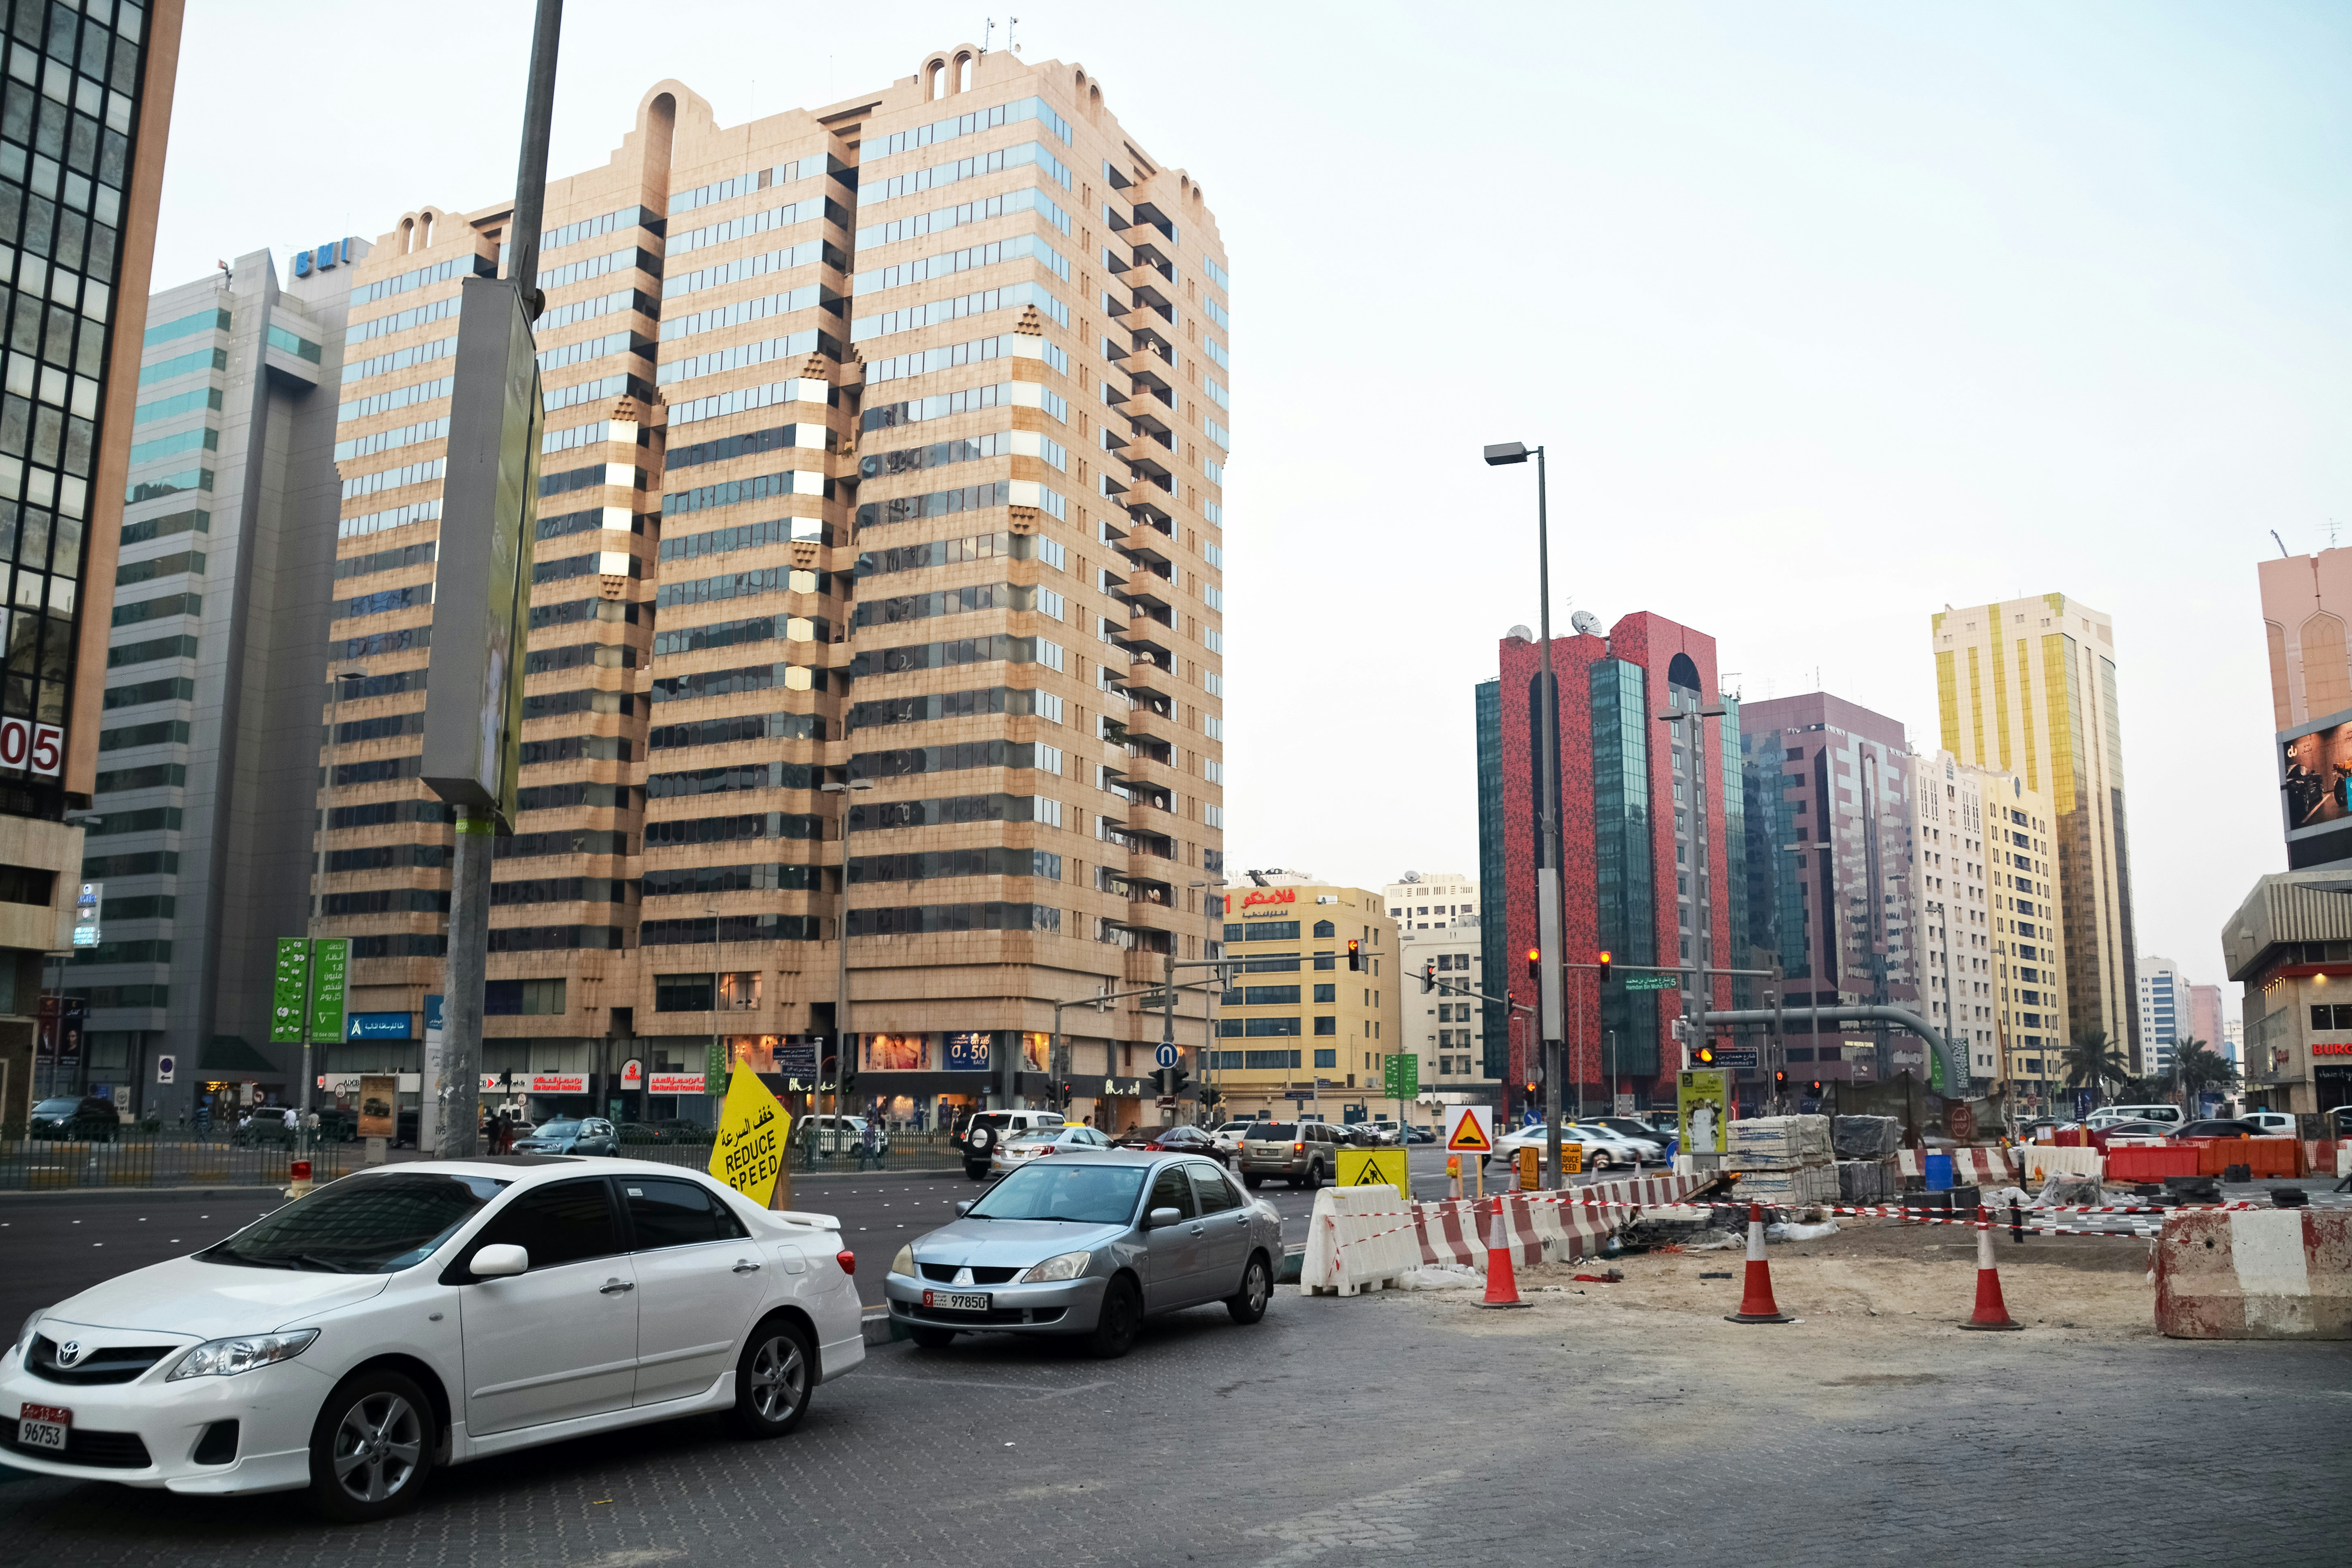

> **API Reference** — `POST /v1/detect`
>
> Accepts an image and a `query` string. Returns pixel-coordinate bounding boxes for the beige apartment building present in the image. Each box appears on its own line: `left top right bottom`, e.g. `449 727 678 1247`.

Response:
316 45 1227 1134
1910 750 2067 1106
1211 876 1399 1123
2259 544 2352 872
1932 594 2139 1071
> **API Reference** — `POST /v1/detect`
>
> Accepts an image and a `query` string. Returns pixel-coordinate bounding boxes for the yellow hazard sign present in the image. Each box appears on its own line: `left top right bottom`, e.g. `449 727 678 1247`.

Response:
1446 1103 1493 1152
1516 1146 1540 1190
709 1069 791 1209
1336 1146 1409 1199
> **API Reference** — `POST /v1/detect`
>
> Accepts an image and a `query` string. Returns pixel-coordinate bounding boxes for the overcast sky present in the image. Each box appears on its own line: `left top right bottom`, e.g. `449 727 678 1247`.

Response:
154 2 2349 1010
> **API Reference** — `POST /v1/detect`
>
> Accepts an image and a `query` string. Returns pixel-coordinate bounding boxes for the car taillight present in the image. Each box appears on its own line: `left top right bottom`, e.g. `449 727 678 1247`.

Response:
836 1249 856 1275
1293 1142 1304 1153
1037 1145 1056 1155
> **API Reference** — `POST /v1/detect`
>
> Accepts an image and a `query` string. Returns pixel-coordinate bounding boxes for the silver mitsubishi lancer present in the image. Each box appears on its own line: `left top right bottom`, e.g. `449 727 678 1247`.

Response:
884 1150 1282 1358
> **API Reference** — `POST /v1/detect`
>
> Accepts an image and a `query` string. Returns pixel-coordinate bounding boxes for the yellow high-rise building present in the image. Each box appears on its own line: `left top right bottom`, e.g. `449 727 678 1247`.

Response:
1210 876 1399 1122
1932 595 2140 1072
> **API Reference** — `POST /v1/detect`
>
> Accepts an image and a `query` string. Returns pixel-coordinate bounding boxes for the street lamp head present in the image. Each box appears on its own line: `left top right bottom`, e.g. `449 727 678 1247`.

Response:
1482 441 1531 467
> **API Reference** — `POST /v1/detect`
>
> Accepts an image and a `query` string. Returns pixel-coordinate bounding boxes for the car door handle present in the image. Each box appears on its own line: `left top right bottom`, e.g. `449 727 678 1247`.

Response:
732 1259 762 1274
1189 1223 1206 1236
599 1278 635 1295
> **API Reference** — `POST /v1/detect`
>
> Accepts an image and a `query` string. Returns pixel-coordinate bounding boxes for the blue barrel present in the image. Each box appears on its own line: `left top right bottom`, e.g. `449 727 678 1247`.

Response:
1925 1152 1954 1191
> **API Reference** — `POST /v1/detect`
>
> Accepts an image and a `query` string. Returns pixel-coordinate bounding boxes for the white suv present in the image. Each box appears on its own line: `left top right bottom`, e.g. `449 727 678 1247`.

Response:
0 1158 865 1519
956 1110 1067 1179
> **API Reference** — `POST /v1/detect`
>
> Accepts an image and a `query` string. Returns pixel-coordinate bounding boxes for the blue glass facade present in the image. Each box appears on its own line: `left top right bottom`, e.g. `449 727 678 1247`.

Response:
1590 658 1656 1077
1473 678 1508 1080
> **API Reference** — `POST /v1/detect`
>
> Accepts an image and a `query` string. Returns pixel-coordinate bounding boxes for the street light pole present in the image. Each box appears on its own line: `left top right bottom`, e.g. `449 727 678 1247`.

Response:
1484 439 1569 1187
1190 877 1227 1120
821 778 874 1151
305 666 366 1158
1660 700 1729 1073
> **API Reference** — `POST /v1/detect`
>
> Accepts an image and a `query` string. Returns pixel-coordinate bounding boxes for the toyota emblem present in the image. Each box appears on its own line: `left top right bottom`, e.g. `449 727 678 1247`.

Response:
55 1340 84 1367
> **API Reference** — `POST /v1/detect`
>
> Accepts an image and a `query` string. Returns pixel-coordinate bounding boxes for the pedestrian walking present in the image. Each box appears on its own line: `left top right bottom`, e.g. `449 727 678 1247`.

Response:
859 1115 878 1171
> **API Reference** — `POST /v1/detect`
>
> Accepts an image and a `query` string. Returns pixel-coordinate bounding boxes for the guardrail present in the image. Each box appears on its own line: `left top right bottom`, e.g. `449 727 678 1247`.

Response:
0 1135 357 1191
609 1131 964 1174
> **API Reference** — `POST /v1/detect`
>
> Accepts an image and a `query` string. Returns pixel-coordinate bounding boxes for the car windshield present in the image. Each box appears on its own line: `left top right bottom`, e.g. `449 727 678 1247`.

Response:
1247 1123 1297 1140
32 1098 78 1115
964 1161 1147 1225
197 1173 509 1273
535 1121 581 1138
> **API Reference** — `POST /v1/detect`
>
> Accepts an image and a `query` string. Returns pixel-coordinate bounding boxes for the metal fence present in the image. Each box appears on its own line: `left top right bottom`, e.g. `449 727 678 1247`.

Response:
0 1135 357 1192
611 1131 964 1175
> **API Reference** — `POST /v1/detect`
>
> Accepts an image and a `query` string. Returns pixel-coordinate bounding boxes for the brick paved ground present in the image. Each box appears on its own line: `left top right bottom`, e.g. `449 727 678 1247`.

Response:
4 1232 2348 1566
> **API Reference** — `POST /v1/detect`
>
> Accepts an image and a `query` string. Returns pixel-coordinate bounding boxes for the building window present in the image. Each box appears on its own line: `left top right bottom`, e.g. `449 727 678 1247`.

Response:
1312 984 1334 1003
1313 1016 1336 1036
1312 1048 1336 1069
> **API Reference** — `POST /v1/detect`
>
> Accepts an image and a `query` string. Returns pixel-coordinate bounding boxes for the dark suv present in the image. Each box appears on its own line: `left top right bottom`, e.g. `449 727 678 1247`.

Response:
27 1095 121 1141
1237 1121 1349 1188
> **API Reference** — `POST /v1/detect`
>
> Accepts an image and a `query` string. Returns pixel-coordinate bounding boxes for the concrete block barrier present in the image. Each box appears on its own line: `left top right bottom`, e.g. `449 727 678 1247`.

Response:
1301 1186 1420 1296
1947 1147 2017 1188
2021 1145 2103 1186
2152 1208 2352 1340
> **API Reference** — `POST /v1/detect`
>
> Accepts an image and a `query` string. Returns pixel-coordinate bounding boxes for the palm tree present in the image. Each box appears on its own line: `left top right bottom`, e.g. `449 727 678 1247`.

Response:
2060 1029 2129 1100
2172 1037 2238 1100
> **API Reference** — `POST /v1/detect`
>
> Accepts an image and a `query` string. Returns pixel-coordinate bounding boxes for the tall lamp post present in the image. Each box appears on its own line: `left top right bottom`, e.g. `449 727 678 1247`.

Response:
1483 440 1570 1186
703 902 723 1128
1660 699 1728 1070
1190 877 1228 1117
821 778 874 1152
47 810 100 1100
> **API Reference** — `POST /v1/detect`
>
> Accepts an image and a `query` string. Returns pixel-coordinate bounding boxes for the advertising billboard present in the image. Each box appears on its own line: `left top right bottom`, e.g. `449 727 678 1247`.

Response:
864 1033 931 1072
421 276 541 829
2283 720 2352 831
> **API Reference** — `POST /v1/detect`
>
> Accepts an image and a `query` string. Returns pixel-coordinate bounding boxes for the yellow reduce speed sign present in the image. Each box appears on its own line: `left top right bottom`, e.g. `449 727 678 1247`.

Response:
1335 1146 1410 1199
709 1070 791 1208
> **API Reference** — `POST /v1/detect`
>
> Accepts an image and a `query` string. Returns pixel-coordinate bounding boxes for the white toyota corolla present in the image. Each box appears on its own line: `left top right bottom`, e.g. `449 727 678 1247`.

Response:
0 1156 865 1520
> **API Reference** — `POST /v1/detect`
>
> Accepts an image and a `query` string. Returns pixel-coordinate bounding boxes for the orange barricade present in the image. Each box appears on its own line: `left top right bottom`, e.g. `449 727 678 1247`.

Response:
2107 1143 2201 1183
2195 1138 2300 1179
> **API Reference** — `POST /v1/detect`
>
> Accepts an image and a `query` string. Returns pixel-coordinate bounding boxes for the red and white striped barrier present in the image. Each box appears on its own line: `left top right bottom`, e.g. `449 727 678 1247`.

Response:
1948 1147 2018 1188
2153 1208 2352 1340
1395 1176 1705 1273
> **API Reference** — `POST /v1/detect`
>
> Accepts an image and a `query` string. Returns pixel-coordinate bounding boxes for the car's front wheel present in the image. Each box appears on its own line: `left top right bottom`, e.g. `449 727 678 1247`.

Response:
1227 1252 1271 1325
1243 1173 1264 1189
308 1368 434 1523
1087 1275 1143 1358
909 1325 957 1349
727 1317 812 1438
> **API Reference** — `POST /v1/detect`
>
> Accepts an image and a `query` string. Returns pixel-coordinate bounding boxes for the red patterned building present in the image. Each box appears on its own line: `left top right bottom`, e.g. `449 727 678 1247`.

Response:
1486 613 1741 1118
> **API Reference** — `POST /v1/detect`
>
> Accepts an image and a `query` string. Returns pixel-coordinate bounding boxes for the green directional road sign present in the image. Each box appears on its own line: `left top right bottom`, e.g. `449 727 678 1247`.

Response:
1383 1053 1419 1098
1624 973 1680 990
272 938 308 1043
308 938 350 1044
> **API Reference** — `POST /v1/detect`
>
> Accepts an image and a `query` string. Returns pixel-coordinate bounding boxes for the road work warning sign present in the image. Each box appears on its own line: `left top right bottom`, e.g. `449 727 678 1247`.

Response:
1446 1103 1493 1153
709 1069 791 1208
1337 1146 1409 1199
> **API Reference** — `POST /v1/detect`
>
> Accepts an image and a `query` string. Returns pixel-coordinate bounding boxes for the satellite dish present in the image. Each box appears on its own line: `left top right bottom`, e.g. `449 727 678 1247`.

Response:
1570 610 1603 637
1506 624 1535 643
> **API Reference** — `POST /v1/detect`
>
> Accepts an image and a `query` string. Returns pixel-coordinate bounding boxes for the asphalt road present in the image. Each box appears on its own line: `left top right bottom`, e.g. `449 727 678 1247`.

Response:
3 1204 2348 1564
0 1143 1622 1330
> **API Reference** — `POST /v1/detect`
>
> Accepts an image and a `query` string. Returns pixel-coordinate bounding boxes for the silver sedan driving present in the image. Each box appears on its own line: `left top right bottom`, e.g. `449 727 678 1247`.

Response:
884 1151 1282 1358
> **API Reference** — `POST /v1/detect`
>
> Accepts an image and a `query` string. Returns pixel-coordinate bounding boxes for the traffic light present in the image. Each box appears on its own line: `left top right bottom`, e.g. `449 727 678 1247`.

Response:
1774 1069 1788 1087
1060 1080 1074 1106
1422 961 1435 995
1525 946 1540 982
1809 1079 1824 1096
1597 949 1612 984
1347 939 1362 971
1170 1065 1190 1096
1695 1043 1716 1066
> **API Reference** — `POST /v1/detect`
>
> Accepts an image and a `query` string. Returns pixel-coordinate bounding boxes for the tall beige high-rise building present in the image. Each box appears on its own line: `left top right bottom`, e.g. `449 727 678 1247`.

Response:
1932 595 2139 1070
314 45 1227 1134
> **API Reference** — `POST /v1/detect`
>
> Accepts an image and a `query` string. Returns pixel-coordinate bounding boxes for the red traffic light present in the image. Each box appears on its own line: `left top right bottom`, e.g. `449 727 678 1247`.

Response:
1347 938 1362 971
1597 949 1612 984
1525 946 1540 980
1695 1044 1716 1065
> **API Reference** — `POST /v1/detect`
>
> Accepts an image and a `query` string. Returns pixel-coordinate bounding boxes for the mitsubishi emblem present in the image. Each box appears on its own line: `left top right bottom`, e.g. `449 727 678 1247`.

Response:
952 1266 975 1287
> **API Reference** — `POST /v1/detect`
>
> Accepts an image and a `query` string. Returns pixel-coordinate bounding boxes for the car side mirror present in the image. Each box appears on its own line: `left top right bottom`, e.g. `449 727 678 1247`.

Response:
1147 1206 1183 1229
954 1201 974 1217
472 1244 528 1278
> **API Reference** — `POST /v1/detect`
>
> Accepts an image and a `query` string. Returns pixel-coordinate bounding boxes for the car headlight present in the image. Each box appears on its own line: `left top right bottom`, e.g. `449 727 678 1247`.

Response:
166 1329 319 1381
15 1309 47 1357
889 1244 915 1278
1019 1250 1093 1284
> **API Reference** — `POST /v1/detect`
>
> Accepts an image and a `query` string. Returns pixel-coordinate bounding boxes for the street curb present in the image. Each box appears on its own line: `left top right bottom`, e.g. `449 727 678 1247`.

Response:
0 1186 301 1203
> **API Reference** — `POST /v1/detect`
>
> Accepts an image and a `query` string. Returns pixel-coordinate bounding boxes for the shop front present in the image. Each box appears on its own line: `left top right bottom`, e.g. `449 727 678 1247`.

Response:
851 1030 1061 1130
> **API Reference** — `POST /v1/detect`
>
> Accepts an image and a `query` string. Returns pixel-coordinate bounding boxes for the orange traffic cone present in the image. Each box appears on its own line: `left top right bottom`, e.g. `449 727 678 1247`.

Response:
1959 1204 2023 1331
1477 1193 1530 1310
1725 1201 1793 1323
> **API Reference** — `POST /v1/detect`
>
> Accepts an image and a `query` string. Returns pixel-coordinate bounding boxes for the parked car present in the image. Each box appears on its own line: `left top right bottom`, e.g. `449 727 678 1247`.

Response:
27 1097 121 1142
885 1151 1279 1358
1492 1122 1651 1173
1343 1121 1400 1146
1235 1121 1349 1188
954 1110 1064 1179
991 1125 1112 1175
1575 1117 1673 1162
312 1107 359 1143
2088 1119 2178 1151
1403 1124 1437 1145
2173 1119 2266 1141
2240 1110 2298 1141
1106 1123 1229 1167
513 1117 619 1156
797 1115 890 1161
0 1159 864 1519
2087 1103 2185 1130
1208 1120 1259 1153
2326 1105 2352 1138
232 1115 298 1149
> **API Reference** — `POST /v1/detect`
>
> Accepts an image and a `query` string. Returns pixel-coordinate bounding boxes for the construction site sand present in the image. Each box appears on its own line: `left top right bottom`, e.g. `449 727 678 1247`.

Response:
1405 1216 2161 1344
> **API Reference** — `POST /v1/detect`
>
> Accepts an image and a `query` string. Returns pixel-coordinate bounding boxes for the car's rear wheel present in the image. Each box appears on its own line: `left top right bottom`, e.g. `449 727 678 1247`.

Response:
1087 1275 1143 1358
909 1325 957 1349
727 1316 813 1438
308 1368 434 1523
1307 1161 1325 1188
1243 1173 1264 1189
964 1163 989 1181
1227 1252 1271 1325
